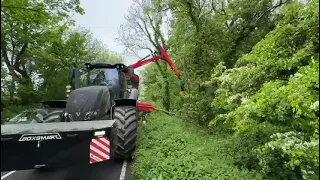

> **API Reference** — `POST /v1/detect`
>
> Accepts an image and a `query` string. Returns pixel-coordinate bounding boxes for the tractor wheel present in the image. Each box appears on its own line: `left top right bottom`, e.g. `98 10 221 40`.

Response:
112 106 138 161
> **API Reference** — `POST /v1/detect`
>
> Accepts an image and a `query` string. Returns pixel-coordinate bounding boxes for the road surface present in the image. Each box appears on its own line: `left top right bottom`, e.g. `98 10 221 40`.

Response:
1 160 132 180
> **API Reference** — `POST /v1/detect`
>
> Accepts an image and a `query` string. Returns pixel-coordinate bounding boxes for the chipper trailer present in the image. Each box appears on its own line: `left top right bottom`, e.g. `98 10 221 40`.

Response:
1 45 184 171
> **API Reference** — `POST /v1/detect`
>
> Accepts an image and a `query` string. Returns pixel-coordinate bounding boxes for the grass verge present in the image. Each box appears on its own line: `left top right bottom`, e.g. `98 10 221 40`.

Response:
132 112 263 180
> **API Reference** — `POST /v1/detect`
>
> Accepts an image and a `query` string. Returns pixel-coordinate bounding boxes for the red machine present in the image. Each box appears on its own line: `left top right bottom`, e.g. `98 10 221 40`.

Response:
124 45 184 112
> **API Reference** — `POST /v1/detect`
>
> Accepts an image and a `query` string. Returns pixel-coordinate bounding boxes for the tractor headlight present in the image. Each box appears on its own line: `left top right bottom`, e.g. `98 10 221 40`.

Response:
94 130 106 137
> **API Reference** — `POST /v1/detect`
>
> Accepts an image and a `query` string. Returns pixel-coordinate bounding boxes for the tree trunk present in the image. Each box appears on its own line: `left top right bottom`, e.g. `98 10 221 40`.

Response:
163 64 171 111
9 71 15 105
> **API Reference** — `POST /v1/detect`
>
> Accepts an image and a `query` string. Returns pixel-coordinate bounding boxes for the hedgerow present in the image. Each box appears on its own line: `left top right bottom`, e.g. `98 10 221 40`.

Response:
140 0 319 179
204 1 319 179
133 112 263 180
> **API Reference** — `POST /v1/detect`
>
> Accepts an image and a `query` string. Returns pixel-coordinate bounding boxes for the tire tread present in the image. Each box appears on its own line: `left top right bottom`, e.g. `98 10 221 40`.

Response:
112 106 138 160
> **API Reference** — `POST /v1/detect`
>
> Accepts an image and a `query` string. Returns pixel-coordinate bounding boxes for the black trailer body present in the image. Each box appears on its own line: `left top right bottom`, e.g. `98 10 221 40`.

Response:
1 120 116 171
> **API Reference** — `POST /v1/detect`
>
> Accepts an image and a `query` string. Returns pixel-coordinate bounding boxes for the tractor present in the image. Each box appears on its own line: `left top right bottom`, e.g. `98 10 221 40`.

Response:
0 45 183 171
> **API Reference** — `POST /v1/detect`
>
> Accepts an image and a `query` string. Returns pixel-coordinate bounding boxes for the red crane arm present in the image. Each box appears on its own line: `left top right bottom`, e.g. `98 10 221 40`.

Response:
125 45 184 112
128 46 180 78
137 102 156 111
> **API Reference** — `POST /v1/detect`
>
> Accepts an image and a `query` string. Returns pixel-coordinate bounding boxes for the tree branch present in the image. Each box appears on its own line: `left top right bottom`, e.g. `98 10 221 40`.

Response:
254 0 286 23
1 5 45 12
13 43 29 78
185 0 200 32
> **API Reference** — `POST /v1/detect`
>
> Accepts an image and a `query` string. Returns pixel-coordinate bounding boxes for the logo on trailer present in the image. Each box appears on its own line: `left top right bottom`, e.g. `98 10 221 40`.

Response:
76 112 81 116
18 133 62 142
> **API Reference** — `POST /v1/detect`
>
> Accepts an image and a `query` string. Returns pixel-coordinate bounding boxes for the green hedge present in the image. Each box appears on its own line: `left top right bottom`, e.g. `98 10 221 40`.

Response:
133 112 263 180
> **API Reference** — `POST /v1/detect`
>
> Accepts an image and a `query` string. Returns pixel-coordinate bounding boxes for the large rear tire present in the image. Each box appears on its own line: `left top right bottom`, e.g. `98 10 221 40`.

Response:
112 106 138 160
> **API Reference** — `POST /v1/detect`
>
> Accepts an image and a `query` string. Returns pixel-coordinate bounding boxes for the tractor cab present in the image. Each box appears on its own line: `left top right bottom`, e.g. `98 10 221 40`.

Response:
69 62 135 100
86 63 122 86
84 62 128 99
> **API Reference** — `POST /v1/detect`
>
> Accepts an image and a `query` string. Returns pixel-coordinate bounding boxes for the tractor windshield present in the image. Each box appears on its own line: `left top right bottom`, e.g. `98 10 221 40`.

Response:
87 68 119 87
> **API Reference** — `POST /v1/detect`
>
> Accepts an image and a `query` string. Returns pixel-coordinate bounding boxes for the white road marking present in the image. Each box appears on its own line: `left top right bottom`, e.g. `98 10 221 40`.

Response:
1 171 16 180
119 160 127 180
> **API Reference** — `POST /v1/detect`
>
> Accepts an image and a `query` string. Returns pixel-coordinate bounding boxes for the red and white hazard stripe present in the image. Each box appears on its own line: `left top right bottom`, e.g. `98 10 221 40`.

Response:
89 137 110 164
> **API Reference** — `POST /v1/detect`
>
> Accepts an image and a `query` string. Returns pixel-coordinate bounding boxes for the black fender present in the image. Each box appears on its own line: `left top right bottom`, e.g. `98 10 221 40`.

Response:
111 99 138 123
113 99 137 107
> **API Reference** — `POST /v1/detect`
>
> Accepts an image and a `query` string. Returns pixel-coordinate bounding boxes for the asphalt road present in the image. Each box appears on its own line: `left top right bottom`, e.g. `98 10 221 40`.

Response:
1 160 132 180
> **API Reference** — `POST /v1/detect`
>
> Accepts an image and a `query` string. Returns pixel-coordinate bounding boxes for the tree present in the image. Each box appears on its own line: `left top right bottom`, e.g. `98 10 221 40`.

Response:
117 0 174 111
1 0 84 104
204 1 319 178
162 0 290 123
1 0 123 105
30 28 124 100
